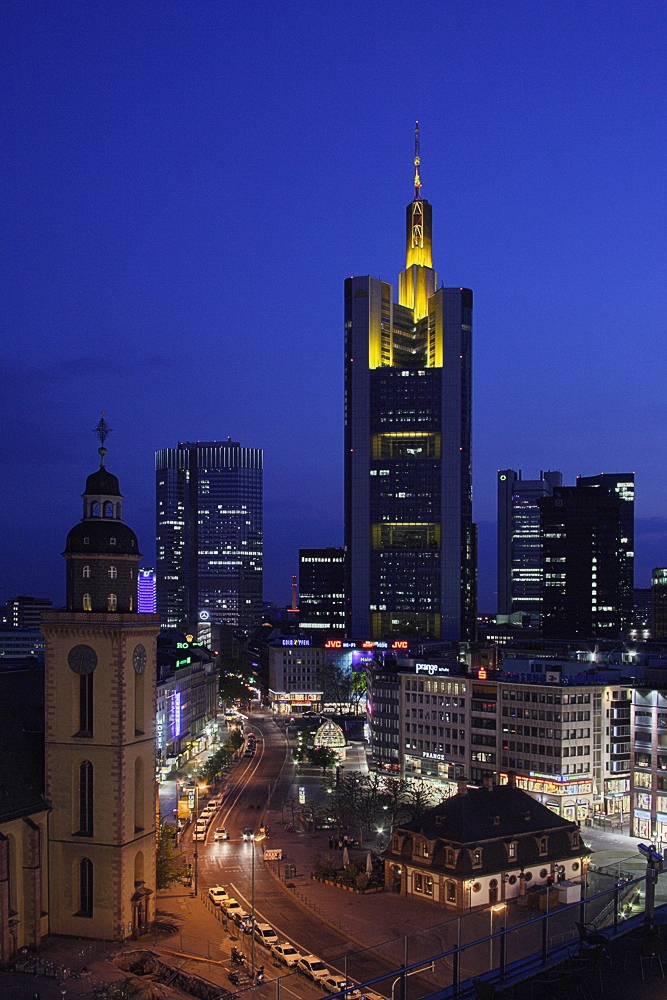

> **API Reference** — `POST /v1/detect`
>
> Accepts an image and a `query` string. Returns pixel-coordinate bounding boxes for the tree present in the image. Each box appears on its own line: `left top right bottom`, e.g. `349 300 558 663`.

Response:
306 746 338 773
350 672 367 714
198 742 234 783
156 818 188 889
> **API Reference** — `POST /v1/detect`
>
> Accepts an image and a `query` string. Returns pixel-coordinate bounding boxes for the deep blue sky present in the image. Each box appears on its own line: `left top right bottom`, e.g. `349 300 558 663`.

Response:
2 1 667 613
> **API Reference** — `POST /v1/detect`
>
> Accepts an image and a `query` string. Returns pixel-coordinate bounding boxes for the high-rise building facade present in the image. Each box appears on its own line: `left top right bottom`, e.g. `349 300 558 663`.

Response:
497 470 562 619
652 569 667 639
137 567 157 614
156 440 263 634
298 547 345 634
345 125 476 641
539 474 634 640
4 595 53 628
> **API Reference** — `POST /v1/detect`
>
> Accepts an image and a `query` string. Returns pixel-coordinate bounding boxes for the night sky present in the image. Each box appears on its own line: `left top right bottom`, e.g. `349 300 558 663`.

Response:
2 1 666 613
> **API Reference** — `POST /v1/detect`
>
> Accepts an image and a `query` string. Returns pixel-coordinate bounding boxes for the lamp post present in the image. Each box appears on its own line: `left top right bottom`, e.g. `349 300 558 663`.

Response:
192 785 199 897
489 904 506 970
251 832 266 979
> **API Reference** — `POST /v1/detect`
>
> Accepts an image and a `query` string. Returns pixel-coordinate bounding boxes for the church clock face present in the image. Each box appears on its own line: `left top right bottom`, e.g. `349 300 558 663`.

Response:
67 644 98 675
133 643 147 674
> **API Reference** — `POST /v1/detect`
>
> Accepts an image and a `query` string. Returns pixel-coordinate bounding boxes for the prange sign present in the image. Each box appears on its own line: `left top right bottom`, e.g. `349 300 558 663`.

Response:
415 663 450 675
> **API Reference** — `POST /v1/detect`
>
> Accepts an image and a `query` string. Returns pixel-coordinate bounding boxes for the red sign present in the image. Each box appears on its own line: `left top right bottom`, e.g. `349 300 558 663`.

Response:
362 641 375 649
325 640 343 649
478 667 488 680
392 640 408 649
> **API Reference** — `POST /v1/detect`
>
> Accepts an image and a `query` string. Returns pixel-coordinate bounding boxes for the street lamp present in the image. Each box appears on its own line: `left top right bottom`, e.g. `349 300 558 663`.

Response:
251 831 266 979
192 783 206 897
489 904 506 970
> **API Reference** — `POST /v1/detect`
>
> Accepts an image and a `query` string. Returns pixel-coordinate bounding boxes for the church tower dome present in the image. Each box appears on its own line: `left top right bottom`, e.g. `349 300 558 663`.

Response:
64 415 140 613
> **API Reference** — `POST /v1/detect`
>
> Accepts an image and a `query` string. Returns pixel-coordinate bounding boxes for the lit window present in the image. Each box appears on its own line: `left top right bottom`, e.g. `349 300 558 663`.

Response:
83 594 92 611
108 566 117 579
108 594 117 611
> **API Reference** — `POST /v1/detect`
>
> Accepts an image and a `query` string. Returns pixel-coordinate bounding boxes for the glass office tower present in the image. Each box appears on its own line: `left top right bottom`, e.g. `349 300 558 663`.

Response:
497 469 562 619
539 473 634 639
344 126 476 641
156 440 263 634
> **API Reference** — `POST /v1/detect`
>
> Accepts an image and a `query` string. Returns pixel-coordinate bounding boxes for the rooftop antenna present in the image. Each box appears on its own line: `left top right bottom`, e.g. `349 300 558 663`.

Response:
413 119 422 201
93 411 112 467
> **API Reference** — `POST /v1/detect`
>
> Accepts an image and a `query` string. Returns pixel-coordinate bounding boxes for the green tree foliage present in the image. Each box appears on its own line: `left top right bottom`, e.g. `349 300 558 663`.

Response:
350 672 367 714
198 741 234 783
228 728 244 751
156 818 188 889
306 745 338 773
219 669 254 705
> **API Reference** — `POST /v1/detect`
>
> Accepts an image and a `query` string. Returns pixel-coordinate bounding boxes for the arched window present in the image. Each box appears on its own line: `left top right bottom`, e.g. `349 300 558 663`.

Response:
82 565 91 579
108 566 117 579
134 670 145 735
134 757 145 832
108 594 117 611
91 502 100 517
79 672 93 734
79 761 93 835
83 594 92 611
79 858 93 917
104 502 114 517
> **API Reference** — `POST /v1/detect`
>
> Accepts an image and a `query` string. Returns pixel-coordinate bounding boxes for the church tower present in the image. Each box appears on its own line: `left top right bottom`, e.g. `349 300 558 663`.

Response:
42 417 161 940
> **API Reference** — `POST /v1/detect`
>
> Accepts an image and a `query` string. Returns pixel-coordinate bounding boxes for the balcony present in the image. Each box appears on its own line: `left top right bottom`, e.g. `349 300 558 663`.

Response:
330 866 667 1000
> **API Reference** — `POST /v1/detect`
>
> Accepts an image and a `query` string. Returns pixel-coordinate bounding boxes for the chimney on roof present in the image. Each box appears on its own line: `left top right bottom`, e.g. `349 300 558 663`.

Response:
483 775 494 792
457 779 468 796
506 771 516 788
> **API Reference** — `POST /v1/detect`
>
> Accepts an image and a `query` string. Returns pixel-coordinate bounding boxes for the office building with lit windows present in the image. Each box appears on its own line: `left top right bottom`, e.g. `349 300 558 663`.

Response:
539 473 634 640
155 440 263 634
298 547 345 634
497 470 562 620
345 124 476 641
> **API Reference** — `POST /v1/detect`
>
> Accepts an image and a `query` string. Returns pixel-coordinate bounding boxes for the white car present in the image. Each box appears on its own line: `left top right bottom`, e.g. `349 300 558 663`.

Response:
298 956 331 982
254 922 279 946
223 900 245 919
321 977 359 997
208 885 228 906
271 942 302 967
213 827 229 841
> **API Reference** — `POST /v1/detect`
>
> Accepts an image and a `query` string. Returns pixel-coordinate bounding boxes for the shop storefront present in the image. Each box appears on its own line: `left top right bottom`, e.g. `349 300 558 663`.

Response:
513 774 593 820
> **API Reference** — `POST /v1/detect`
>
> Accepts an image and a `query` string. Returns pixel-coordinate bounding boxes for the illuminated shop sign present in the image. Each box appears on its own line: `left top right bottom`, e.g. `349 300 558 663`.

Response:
415 663 450 675
423 750 446 761
282 639 311 647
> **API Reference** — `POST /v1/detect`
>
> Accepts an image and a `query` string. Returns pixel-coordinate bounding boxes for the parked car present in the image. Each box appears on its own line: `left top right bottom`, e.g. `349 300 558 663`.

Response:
242 827 254 841
321 976 358 997
208 885 228 906
223 901 245 919
254 923 279 947
271 942 302 967
213 827 229 841
298 956 331 982
231 908 250 927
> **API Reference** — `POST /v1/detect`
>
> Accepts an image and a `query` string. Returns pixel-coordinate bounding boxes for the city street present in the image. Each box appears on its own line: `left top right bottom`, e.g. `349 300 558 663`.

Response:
157 713 666 1000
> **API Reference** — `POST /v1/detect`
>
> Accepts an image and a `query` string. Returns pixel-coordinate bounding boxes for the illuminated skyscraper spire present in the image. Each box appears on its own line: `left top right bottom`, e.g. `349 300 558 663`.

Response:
400 120 434 316
413 119 422 201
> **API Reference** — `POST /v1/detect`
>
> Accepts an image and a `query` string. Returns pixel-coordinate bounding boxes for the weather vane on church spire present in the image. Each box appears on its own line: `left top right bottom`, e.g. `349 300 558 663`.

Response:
413 119 422 201
93 411 112 467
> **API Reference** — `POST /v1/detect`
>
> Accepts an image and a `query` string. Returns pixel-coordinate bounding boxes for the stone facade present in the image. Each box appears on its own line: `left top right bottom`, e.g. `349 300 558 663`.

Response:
43 612 160 940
